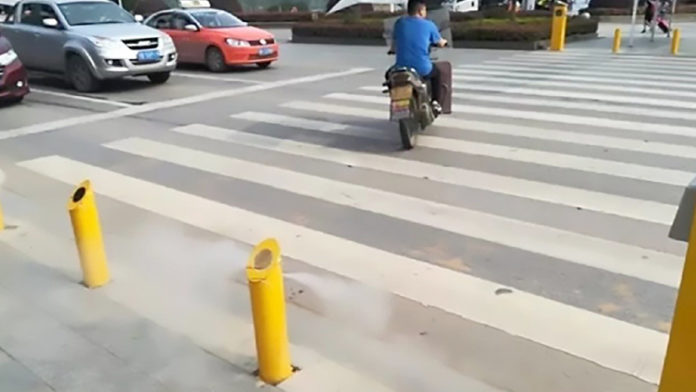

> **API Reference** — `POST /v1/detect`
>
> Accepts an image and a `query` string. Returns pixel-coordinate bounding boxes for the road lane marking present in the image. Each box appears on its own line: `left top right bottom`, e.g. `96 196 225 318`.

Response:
0 67 372 142
105 136 683 286
230 111 393 141
281 101 696 186
364 81 696 112
362 84 696 122
30 88 134 108
452 70 696 91
337 92 696 151
446 90 696 122
479 59 696 74
17 155 670 384
513 51 696 64
458 64 696 83
452 75 696 99
173 123 675 225
172 72 265 84
453 83 696 110
485 57 696 72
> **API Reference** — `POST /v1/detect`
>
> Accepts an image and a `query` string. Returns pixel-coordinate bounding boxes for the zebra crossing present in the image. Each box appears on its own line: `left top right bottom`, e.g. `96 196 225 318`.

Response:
12 50 696 385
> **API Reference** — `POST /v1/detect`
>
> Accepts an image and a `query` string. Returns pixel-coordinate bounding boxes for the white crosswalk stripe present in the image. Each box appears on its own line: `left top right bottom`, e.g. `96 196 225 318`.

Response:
281 101 694 186
517 51 696 60
16 155 669 385
453 82 696 110
453 75 696 99
513 52 696 64
359 85 696 122
103 137 682 288
485 58 696 72
170 123 675 224
334 92 696 150
14 51 696 387
452 70 693 91
460 63 696 83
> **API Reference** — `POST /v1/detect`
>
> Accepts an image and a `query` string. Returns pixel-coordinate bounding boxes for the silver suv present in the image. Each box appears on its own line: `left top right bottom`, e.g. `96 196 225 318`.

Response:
0 0 177 91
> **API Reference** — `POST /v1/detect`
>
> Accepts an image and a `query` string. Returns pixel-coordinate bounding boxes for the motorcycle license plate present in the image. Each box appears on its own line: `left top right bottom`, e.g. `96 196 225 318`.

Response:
390 99 410 120
137 50 161 63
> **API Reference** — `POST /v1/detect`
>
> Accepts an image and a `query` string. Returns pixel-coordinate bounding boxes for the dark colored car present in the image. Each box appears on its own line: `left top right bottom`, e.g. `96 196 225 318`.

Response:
0 33 29 103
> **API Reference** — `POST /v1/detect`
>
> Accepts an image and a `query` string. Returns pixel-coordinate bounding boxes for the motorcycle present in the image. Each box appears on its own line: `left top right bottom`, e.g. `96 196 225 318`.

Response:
382 9 453 150
383 50 440 149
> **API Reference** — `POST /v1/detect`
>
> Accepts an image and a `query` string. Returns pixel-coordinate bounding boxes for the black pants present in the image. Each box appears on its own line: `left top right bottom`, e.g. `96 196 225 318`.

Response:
423 65 441 104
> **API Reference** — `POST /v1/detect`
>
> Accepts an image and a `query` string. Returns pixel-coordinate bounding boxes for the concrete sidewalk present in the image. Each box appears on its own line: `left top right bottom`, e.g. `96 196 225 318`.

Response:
571 21 696 56
0 242 273 392
0 188 507 392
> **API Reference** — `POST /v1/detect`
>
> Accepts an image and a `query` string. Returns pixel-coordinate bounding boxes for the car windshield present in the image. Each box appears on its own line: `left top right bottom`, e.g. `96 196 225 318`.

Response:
190 10 245 28
58 1 134 26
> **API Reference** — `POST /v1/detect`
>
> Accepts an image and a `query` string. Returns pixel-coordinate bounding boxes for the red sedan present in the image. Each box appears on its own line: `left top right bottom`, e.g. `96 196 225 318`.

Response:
146 8 279 72
0 33 29 103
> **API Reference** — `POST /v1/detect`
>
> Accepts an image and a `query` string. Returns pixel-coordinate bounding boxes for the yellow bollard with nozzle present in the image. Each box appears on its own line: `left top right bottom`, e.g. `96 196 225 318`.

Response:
246 238 293 385
660 178 696 391
550 3 568 51
68 180 110 288
671 28 681 55
612 28 621 53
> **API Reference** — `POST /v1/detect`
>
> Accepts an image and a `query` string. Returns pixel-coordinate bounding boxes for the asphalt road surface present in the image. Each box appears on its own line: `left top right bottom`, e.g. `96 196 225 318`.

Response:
1 32 692 392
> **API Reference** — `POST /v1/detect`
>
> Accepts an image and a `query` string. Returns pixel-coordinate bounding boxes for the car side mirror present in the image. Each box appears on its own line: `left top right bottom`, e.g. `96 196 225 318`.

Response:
42 17 59 28
134 14 143 23
184 24 198 32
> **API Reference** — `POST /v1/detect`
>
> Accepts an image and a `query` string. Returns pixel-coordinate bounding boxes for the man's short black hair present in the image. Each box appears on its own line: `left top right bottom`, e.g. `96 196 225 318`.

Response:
407 0 426 15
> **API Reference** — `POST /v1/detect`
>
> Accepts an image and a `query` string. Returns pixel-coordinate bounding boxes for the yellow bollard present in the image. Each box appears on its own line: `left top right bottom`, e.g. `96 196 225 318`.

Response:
550 3 568 51
671 28 681 55
659 200 696 391
246 238 293 385
0 200 4 231
68 180 110 288
612 28 622 53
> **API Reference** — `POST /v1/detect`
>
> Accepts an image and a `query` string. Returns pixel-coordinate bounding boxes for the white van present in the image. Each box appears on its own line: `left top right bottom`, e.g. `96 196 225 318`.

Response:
444 0 479 12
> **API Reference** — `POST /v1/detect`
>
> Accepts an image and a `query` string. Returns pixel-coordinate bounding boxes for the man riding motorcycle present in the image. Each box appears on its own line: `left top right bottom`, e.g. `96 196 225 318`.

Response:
390 0 448 114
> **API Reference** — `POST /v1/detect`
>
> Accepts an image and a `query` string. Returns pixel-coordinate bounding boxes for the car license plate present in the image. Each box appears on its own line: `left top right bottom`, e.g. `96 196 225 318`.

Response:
137 50 161 62
258 47 273 57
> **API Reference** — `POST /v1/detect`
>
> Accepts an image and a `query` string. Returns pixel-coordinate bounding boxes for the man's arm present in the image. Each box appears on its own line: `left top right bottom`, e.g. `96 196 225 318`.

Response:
389 18 401 54
429 20 447 47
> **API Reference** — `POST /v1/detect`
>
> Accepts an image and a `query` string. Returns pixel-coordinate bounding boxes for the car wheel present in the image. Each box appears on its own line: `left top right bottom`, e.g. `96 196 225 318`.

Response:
67 55 100 93
205 47 226 72
257 61 272 69
147 72 170 84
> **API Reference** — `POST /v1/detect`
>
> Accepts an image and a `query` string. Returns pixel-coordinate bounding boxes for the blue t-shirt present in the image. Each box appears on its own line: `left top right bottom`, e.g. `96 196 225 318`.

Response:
393 16 441 76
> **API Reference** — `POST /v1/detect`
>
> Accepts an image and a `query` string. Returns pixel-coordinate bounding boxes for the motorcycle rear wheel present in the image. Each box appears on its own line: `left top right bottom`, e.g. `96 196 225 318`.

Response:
399 115 419 150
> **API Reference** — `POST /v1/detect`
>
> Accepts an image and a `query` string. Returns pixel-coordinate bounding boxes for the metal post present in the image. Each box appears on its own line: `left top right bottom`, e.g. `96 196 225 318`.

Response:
659 197 696 391
550 3 568 51
629 0 639 47
247 238 293 385
613 28 622 53
668 0 677 34
68 180 110 288
671 28 681 54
